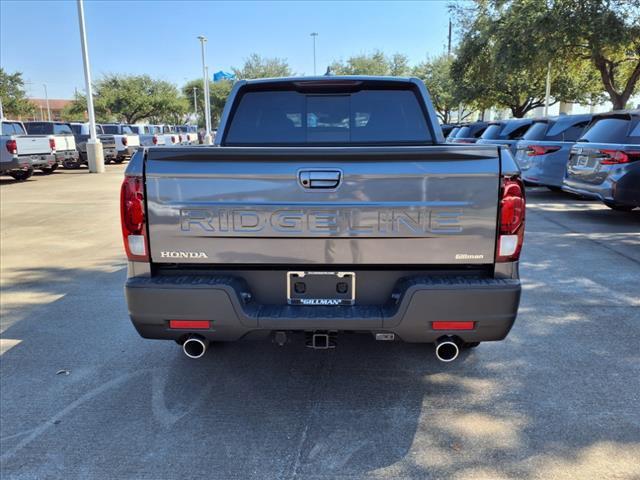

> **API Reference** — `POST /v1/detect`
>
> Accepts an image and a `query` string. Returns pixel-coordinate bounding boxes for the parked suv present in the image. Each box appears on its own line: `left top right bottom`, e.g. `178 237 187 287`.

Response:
476 119 535 154
563 110 640 211
23 121 79 169
515 114 592 190
449 121 489 144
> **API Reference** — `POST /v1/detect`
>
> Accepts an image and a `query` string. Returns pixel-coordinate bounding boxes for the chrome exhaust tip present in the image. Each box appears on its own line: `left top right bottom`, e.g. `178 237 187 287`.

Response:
435 336 460 362
182 336 209 359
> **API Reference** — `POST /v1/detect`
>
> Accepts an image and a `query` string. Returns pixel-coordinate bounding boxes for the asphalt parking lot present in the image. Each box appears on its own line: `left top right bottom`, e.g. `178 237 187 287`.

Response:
1 166 639 480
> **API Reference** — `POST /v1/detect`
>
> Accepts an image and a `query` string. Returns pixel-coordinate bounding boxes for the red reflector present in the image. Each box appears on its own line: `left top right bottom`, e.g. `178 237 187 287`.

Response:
432 321 475 330
169 320 210 329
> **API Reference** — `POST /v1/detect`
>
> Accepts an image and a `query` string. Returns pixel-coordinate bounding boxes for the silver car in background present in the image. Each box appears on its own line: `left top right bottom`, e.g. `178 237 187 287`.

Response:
514 114 592 190
476 118 534 154
563 110 640 211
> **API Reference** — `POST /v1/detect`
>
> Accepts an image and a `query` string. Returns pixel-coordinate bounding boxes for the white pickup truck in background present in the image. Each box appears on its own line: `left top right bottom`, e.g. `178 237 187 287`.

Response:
1 119 57 180
23 121 79 169
100 124 141 162
176 125 198 144
128 125 167 147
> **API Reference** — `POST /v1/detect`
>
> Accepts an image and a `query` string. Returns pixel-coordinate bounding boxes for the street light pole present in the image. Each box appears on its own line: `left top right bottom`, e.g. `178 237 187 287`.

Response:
310 32 318 75
192 86 197 119
43 84 51 121
77 0 104 173
198 35 212 144
544 61 552 117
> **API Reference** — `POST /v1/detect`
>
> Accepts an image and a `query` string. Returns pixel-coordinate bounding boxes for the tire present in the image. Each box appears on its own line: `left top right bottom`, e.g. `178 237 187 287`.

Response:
9 168 34 181
547 186 563 192
63 160 81 169
40 165 58 175
114 158 125 164
603 201 635 212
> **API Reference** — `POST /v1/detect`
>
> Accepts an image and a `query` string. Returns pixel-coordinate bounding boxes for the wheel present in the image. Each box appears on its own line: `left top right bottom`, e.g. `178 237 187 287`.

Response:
63 160 81 169
603 201 635 212
463 342 480 349
9 168 34 181
40 165 58 175
547 186 563 192
114 158 125 164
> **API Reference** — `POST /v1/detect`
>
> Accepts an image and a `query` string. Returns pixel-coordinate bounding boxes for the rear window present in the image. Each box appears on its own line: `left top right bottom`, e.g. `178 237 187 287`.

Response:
102 125 119 134
579 117 630 143
70 124 82 135
53 123 72 135
2 122 25 135
522 122 549 141
481 124 503 139
224 89 432 145
129 126 142 134
24 122 51 134
446 127 460 139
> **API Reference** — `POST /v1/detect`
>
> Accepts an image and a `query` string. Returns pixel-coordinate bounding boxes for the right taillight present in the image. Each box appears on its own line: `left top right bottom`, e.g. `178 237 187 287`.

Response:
496 177 525 262
120 175 148 261
6 139 17 154
599 149 640 165
171 135 176 144
152 135 158 145
49 138 56 151
122 136 128 146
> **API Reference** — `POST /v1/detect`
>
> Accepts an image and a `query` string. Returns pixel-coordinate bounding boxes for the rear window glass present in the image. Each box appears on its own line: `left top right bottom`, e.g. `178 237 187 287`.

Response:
225 89 432 145
70 124 82 135
24 123 51 134
53 124 73 135
446 127 460 139
481 124 503 139
522 122 549 141
102 125 119 134
2 122 25 135
504 123 532 140
579 118 630 143
455 126 472 138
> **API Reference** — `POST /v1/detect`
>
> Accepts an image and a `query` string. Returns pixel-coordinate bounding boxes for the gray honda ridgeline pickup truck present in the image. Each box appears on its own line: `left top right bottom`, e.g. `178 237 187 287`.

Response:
122 77 525 362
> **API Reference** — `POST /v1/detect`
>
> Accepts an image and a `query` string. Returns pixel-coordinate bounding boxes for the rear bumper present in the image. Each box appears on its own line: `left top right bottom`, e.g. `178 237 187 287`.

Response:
562 177 612 202
125 274 521 344
55 150 79 164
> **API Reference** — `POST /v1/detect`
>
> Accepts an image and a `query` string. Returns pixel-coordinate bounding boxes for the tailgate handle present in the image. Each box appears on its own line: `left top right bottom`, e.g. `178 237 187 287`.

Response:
299 170 341 189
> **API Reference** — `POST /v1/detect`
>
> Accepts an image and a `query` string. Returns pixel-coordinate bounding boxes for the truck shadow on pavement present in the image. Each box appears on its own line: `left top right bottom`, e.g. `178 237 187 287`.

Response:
1 263 639 479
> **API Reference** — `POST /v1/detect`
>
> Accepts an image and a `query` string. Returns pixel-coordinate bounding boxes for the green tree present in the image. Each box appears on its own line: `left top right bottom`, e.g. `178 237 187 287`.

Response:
331 51 411 76
232 54 293 79
413 55 474 123
451 1 604 117
554 0 640 110
0 68 35 118
182 79 233 128
92 75 188 124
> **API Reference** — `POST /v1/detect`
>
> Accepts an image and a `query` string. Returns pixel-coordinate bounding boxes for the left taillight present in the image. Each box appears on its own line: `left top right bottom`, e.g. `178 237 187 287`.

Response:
49 138 56 151
120 175 148 261
496 177 525 262
122 136 128 146
527 145 561 156
6 139 17 154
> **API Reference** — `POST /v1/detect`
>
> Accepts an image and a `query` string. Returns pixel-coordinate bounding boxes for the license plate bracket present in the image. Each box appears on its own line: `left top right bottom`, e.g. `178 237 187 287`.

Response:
287 271 355 306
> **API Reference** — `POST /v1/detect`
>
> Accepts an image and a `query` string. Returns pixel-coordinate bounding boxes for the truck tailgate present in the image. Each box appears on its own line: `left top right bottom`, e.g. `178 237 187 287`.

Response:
145 146 500 265
15 135 51 155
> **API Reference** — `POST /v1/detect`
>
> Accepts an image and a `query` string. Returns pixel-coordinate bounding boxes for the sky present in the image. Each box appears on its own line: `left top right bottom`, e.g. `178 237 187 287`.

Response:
0 0 453 99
